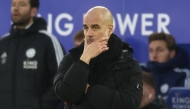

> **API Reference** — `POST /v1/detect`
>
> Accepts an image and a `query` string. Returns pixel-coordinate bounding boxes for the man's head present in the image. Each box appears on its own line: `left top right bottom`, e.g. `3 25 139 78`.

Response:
148 32 176 63
73 30 85 47
11 0 39 28
83 6 114 45
140 72 156 109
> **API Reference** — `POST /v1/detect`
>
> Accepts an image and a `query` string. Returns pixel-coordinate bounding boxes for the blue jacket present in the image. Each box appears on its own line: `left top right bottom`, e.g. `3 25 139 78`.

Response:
145 46 190 101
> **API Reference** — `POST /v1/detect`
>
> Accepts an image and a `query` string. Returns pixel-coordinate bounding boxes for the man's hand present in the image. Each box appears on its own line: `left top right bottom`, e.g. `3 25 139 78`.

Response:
85 84 90 93
80 36 109 64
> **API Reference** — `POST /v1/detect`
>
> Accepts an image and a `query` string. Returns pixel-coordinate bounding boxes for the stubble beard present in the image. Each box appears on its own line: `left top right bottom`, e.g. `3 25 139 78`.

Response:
11 11 31 27
87 37 95 44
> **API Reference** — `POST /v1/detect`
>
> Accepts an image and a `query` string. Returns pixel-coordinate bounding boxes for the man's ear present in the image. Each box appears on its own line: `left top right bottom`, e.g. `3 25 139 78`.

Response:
31 8 38 17
108 25 113 36
169 50 176 59
149 87 156 101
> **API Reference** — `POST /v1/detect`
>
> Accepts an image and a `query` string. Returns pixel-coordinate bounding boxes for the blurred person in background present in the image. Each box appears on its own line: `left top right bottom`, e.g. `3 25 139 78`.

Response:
142 32 190 101
54 6 143 109
140 71 169 109
73 30 85 47
0 0 66 109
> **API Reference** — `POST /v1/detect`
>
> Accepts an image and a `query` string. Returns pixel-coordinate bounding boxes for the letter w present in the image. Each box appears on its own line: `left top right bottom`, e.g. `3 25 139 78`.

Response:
117 13 138 36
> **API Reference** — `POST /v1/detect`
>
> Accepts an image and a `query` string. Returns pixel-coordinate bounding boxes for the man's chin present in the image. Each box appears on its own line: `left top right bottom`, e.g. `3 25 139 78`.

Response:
12 17 30 26
12 20 22 26
13 21 29 27
13 22 20 25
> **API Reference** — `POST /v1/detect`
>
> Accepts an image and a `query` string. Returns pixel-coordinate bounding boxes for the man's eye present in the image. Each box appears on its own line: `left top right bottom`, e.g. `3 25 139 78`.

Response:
20 3 26 6
83 27 88 30
158 49 163 52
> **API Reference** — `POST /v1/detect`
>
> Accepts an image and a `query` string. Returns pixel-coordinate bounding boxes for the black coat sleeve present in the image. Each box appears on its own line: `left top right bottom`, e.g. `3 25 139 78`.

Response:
53 54 90 104
86 59 143 109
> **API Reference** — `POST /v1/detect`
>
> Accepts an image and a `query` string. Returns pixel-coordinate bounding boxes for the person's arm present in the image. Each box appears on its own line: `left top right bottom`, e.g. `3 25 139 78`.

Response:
54 36 109 104
86 59 143 109
53 54 90 104
41 38 65 109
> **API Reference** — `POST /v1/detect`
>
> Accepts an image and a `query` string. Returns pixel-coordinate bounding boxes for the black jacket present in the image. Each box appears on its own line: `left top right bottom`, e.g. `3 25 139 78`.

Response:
0 17 65 109
54 34 143 109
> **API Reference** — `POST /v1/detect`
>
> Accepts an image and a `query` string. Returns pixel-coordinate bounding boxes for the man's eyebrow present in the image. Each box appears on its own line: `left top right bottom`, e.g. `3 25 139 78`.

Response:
83 24 87 27
91 24 100 27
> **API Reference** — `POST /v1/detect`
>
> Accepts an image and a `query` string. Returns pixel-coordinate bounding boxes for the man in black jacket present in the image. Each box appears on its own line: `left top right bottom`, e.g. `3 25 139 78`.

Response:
0 0 66 109
54 6 143 109
140 72 169 109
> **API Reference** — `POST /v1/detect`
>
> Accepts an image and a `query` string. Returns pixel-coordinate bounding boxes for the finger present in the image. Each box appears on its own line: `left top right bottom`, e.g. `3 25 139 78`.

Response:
100 41 108 45
96 41 108 50
101 44 108 49
84 38 87 48
102 46 109 51
98 36 109 42
102 36 109 41
98 44 108 51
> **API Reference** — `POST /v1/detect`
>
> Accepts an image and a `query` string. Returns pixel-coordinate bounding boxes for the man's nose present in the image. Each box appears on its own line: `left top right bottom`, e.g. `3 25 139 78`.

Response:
86 29 93 37
152 52 158 59
12 4 19 11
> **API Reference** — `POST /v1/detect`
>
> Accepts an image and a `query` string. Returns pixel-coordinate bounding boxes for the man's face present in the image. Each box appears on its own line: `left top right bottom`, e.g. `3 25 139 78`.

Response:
140 83 153 108
149 40 172 63
11 0 33 26
83 12 111 45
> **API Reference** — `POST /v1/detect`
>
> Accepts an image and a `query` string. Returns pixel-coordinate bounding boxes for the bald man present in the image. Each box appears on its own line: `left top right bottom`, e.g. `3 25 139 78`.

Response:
54 6 143 109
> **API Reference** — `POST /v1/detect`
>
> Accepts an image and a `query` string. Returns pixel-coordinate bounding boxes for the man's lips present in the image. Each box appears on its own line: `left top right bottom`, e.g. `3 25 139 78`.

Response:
12 13 20 18
87 38 94 44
